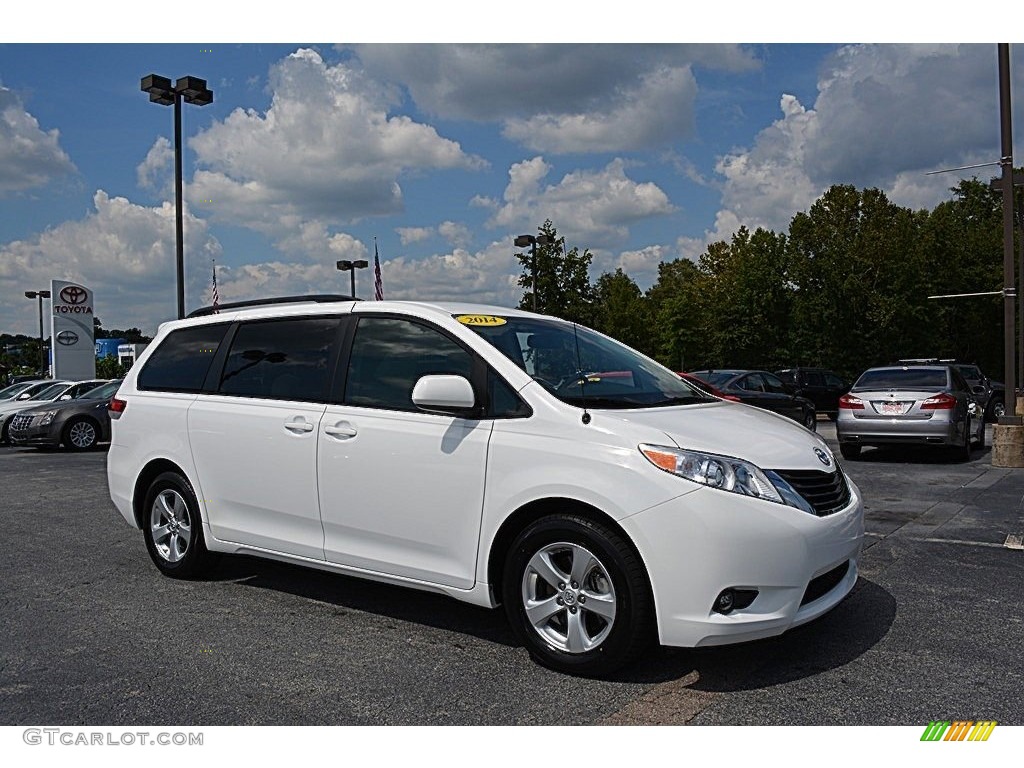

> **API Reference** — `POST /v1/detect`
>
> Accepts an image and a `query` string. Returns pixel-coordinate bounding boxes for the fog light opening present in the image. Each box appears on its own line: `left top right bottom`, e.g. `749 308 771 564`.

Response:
713 588 758 615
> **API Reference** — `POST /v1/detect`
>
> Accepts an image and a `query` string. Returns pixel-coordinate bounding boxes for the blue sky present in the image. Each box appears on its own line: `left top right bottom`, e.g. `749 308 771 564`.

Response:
1 8 1016 335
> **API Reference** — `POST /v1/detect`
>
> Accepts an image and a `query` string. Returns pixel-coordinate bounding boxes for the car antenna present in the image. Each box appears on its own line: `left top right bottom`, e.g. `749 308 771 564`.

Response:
572 321 591 425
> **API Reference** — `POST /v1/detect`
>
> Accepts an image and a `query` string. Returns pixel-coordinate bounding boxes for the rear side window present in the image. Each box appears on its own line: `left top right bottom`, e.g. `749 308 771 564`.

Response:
219 317 339 402
137 324 230 393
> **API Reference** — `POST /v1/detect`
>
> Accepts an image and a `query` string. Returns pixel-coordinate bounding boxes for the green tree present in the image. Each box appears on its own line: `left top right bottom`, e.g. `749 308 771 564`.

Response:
787 185 927 378
590 268 655 355
516 220 594 323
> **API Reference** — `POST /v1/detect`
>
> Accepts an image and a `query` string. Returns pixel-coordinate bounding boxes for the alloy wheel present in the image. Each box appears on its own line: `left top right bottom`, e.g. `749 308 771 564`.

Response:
149 489 193 563
520 541 617 654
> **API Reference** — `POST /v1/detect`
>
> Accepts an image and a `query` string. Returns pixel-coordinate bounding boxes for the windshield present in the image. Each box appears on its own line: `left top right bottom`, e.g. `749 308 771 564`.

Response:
30 383 70 400
0 382 34 400
956 365 982 380
461 314 712 409
854 368 948 390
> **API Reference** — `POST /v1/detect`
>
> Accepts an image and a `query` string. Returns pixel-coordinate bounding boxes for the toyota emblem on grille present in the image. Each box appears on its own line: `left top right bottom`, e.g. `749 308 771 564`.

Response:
59 285 88 305
814 448 832 467
57 330 79 346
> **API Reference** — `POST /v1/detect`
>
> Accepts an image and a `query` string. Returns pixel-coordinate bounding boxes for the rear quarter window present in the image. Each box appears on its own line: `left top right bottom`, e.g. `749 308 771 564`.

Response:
137 324 230 393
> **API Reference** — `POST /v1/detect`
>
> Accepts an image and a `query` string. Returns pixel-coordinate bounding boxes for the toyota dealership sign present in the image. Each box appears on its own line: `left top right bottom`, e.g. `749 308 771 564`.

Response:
51 279 95 380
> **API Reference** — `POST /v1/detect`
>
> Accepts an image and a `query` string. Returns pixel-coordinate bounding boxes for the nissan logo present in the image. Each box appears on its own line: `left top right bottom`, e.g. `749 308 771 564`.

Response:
57 330 79 346
814 448 833 467
59 285 88 305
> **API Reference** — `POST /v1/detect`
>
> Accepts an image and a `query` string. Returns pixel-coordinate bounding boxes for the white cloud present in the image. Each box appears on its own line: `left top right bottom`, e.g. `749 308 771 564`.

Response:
502 66 699 153
438 221 471 248
213 240 526 310
0 84 75 196
396 226 433 245
136 137 173 192
709 44 1008 237
349 45 758 153
0 191 221 335
482 157 675 246
188 48 484 257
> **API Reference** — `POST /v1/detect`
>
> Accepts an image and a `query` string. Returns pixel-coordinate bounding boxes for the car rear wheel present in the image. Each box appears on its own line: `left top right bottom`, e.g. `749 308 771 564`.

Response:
62 417 98 451
839 444 861 460
954 418 972 462
989 398 1005 422
803 410 817 431
502 514 655 676
142 471 218 578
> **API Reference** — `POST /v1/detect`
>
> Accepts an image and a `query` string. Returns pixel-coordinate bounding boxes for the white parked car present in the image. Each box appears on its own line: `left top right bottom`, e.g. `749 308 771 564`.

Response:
107 298 864 675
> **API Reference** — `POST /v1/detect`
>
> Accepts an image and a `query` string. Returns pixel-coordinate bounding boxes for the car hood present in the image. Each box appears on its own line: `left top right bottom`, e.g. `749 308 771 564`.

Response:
15 397 106 416
0 399 59 416
595 400 834 472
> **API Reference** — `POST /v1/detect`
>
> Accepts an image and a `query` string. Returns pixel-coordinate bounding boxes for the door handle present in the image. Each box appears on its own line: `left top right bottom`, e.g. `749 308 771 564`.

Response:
324 422 358 439
285 418 315 433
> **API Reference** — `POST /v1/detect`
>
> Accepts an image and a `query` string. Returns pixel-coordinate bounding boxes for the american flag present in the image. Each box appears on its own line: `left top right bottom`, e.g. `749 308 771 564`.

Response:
211 261 220 313
373 240 384 301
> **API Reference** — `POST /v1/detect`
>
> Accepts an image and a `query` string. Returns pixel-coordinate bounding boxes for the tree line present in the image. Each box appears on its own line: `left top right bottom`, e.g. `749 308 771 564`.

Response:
517 179 1008 382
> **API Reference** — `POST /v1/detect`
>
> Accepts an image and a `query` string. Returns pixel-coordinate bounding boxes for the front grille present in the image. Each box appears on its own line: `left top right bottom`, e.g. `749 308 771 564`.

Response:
801 561 851 606
10 414 34 431
772 467 851 517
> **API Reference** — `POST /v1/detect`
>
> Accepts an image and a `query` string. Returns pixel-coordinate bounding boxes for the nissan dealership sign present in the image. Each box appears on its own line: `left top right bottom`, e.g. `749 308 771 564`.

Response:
51 279 96 380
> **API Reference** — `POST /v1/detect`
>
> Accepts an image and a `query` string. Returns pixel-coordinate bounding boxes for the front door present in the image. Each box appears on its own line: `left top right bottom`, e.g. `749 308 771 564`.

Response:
317 315 491 589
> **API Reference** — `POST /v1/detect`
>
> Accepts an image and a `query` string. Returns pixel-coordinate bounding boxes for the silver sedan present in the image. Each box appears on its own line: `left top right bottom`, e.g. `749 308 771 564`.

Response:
836 365 984 461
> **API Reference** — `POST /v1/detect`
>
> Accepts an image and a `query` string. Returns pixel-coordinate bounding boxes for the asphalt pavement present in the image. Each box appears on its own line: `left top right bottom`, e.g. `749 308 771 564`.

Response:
1 422 1021 726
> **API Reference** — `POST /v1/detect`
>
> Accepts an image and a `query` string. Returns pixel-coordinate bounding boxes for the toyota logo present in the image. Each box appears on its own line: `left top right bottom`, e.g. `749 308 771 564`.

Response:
59 285 88 305
814 448 833 467
57 330 79 346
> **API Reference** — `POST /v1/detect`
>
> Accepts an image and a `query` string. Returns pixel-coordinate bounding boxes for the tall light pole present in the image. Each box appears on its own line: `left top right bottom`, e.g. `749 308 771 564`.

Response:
514 233 554 312
24 289 51 376
141 74 214 320
336 259 369 298
997 44 1020 424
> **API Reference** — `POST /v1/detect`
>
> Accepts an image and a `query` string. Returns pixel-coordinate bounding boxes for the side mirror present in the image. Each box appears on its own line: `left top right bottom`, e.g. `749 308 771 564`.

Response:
59 394 72 401
411 375 476 415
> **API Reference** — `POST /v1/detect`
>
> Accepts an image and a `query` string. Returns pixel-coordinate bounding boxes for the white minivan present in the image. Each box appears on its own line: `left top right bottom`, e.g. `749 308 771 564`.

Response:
107 297 864 675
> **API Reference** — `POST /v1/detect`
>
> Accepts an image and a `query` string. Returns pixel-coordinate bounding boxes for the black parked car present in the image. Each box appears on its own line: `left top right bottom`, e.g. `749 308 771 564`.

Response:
775 367 848 418
688 369 817 430
8 380 121 451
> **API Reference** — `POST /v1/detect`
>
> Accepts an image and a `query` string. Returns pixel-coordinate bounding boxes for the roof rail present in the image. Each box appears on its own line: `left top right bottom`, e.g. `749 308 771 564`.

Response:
186 294 358 318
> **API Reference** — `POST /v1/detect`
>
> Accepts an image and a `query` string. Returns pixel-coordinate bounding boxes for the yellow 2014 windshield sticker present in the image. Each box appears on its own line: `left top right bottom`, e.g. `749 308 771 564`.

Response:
455 314 507 326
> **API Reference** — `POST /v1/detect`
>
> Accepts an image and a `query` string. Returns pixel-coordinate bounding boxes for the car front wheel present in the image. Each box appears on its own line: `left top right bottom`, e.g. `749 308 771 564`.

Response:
142 471 217 578
62 417 98 451
502 514 654 676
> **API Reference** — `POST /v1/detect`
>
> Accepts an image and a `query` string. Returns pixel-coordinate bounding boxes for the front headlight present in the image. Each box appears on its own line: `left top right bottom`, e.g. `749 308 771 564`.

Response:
640 444 790 507
38 410 59 426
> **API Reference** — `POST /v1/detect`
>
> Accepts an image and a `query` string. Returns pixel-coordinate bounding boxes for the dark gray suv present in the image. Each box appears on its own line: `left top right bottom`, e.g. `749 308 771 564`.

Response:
9 380 121 451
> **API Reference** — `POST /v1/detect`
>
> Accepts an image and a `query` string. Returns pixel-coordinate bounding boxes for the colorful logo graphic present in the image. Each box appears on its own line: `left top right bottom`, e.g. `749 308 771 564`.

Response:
920 721 997 741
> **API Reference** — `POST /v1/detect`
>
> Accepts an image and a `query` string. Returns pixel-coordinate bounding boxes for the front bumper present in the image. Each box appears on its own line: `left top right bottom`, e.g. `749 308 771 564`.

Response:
619 478 864 648
8 417 60 446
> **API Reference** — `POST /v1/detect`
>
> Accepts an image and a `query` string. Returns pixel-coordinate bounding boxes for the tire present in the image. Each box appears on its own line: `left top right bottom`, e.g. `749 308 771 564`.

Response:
839 444 861 460
142 471 218 578
989 398 1005 422
0 419 9 445
502 514 655 677
954 418 972 462
803 410 817 431
62 417 98 451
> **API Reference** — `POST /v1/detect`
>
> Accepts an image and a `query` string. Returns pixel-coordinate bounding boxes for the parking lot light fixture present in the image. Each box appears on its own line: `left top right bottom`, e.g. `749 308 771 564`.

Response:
336 259 369 298
24 289 51 376
140 73 214 320
514 234 554 312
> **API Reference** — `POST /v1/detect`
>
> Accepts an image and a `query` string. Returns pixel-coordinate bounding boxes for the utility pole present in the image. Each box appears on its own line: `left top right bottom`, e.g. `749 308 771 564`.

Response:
997 44 1020 424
